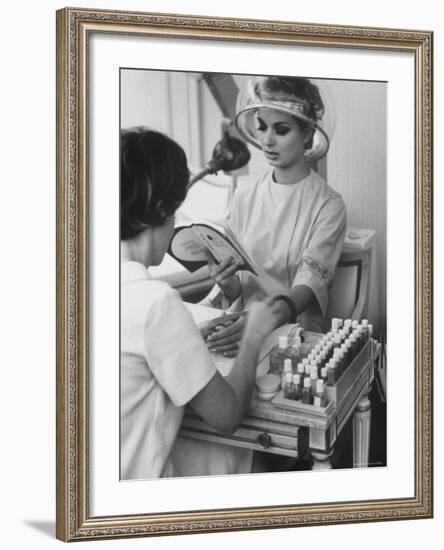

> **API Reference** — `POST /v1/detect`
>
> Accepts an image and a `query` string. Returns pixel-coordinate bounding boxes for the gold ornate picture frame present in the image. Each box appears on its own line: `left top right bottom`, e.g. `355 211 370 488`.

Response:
56 7 433 542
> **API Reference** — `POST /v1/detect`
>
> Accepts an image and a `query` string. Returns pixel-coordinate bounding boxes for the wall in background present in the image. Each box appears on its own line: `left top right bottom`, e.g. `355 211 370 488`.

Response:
327 79 387 334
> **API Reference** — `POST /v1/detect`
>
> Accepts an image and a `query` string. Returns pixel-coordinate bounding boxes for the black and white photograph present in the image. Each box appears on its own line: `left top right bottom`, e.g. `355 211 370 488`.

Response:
120 68 387 481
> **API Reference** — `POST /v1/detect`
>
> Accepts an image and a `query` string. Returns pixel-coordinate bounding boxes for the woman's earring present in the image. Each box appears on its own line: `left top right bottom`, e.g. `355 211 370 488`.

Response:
304 128 314 144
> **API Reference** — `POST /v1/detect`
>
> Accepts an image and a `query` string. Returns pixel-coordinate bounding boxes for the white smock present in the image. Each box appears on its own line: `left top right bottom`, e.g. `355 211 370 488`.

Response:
227 169 346 331
121 261 251 480
121 261 217 479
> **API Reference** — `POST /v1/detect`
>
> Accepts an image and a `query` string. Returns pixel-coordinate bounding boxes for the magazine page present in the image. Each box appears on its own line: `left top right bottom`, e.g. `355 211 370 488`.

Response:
169 219 258 274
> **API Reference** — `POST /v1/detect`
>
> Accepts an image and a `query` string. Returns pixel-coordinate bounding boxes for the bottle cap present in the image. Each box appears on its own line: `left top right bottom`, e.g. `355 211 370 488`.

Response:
368 323 373 335
303 377 312 388
278 335 289 348
305 364 311 375
297 362 305 374
293 373 301 384
283 358 292 372
362 319 369 327
320 366 328 378
352 320 359 328
310 366 318 379
302 358 309 366
344 319 352 327
316 379 325 393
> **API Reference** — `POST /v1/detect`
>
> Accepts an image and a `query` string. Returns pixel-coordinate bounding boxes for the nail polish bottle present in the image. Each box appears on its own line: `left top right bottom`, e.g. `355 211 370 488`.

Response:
281 359 293 389
283 372 293 399
296 362 305 377
320 366 328 382
314 379 328 408
292 373 302 401
361 319 369 342
302 376 313 405
289 342 302 370
327 359 338 386
310 365 319 393
269 335 291 375
331 318 341 333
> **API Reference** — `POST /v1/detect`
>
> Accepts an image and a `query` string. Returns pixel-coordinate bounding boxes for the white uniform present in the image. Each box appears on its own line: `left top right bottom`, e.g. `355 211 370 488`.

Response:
228 169 347 331
121 261 252 480
120 261 216 480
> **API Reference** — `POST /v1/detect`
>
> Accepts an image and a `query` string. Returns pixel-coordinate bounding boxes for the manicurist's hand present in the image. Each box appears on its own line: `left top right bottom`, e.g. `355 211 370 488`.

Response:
205 252 241 302
243 299 281 343
206 313 246 357
190 300 280 435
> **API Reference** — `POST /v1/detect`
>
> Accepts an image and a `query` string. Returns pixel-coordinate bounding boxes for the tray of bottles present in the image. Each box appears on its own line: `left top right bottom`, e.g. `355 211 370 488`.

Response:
272 390 335 417
325 339 372 406
271 339 374 417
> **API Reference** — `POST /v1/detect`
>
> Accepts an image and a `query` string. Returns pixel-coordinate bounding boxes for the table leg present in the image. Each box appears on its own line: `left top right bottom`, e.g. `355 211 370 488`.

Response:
353 388 372 468
311 450 333 470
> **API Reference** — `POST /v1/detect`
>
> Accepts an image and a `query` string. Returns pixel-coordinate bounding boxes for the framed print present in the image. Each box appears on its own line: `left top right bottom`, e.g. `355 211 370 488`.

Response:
56 7 433 542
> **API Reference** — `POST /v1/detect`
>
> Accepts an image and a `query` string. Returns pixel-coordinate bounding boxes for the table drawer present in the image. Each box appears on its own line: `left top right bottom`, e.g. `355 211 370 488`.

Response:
180 414 301 457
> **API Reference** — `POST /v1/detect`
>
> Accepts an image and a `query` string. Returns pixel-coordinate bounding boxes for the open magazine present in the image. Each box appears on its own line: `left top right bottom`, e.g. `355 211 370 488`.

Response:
168 218 259 275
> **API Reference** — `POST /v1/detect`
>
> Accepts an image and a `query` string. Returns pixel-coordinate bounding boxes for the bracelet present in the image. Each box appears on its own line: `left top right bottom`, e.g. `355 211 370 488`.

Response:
272 294 297 323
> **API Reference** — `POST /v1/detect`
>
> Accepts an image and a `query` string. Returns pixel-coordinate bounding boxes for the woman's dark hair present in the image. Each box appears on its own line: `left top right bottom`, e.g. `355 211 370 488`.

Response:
254 76 324 149
121 128 189 240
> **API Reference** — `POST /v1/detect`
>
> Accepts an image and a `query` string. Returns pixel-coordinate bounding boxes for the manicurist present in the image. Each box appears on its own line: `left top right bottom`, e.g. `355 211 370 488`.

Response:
120 127 279 480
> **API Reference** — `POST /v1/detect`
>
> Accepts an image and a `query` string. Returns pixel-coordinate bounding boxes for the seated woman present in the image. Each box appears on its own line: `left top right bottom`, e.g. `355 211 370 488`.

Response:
120 127 279 480
205 75 347 356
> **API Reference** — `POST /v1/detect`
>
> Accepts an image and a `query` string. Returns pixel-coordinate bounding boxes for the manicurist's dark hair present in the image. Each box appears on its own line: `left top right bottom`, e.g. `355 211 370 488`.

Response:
121 127 189 240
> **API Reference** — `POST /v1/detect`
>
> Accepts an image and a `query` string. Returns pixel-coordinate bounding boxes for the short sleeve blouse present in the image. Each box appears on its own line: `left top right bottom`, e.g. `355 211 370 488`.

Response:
121 261 216 480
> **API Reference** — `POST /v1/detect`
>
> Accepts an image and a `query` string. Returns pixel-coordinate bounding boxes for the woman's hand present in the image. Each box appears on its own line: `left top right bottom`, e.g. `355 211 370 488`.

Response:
205 312 246 358
206 252 241 302
243 299 281 342
204 299 280 358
